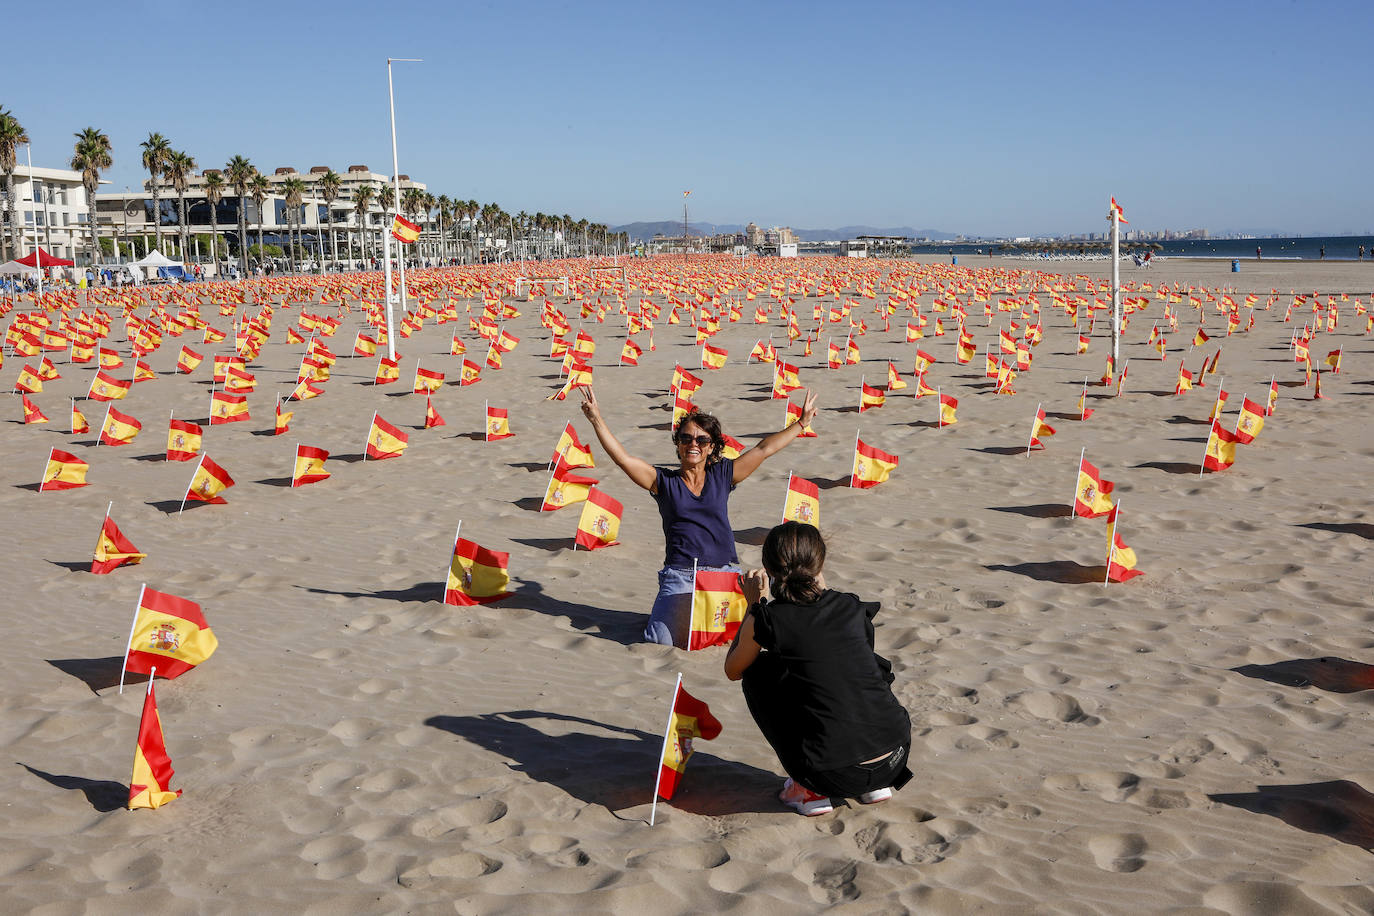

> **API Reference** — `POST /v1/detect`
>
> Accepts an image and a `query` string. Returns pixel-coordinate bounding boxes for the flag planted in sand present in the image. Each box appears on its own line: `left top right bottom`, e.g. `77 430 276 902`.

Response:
128 677 181 810
445 534 512 606
41 448 88 490
183 454 235 507
689 567 749 651
782 473 820 527
121 585 219 688
652 675 722 814
851 436 898 489
365 413 409 460
1105 504 1143 583
574 487 622 551
93 514 146 575
1072 452 1116 518
292 445 330 487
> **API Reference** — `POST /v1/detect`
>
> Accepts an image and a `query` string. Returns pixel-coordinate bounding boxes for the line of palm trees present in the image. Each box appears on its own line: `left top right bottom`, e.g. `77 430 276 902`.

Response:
1 107 632 273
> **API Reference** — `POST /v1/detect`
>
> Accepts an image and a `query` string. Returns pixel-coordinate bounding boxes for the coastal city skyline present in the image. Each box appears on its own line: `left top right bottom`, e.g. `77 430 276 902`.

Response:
8 0 1374 240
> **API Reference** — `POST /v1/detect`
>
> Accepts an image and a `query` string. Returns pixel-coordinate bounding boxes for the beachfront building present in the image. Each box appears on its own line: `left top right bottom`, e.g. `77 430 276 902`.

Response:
1 165 104 265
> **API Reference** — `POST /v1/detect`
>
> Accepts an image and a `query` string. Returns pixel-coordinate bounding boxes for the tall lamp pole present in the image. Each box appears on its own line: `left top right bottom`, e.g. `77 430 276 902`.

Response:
1108 197 1125 365
682 189 691 265
384 57 421 360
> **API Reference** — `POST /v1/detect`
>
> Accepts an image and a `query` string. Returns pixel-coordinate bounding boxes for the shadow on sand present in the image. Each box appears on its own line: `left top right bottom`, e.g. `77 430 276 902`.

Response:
1231 657 1374 693
986 561 1107 584
1210 780 1374 852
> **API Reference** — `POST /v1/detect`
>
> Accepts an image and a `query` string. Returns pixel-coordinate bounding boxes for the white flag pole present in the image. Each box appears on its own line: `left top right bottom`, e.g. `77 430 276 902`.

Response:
1027 403 1040 457
147 665 157 694
1105 501 1119 585
1070 447 1085 515
96 403 112 448
1234 391 1246 435
782 471 793 524
858 374 864 413
179 453 206 517
118 584 146 694
363 410 377 462
850 429 861 488
442 521 462 603
105 500 113 520
937 387 942 427
1200 420 1216 478
648 672 683 827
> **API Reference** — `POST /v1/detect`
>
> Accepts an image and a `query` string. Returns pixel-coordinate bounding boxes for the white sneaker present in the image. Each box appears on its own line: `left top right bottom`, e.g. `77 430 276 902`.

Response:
858 787 893 805
779 778 834 816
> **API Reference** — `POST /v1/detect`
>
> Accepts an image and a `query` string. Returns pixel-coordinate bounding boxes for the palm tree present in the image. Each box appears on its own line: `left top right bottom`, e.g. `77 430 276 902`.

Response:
319 169 341 269
281 176 306 271
70 127 112 270
164 150 195 260
139 133 172 253
203 171 224 270
224 156 255 275
0 109 30 260
249 172 270 265
351 183 374 266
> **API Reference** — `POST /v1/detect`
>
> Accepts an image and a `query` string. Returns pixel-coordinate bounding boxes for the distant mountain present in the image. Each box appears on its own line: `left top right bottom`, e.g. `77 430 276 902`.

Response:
612 220 954 242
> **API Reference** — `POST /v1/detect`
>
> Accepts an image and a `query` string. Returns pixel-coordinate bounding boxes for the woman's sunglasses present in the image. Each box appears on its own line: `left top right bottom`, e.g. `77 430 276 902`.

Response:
675 434 713 446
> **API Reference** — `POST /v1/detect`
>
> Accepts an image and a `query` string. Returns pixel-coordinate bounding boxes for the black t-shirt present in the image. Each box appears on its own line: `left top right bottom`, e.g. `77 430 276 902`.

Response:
751 590 910 771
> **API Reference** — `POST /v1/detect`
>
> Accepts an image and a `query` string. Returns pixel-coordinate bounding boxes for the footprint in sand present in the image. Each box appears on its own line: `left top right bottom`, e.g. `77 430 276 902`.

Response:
1013 690 1098 725
90 848 162 891
1022 662 1072 686
1087 833 1146 872
855 821 949 865
398 852 502 888
625 842 730 870
792 856 859 905
298 835 367 881
1043 771 1139 803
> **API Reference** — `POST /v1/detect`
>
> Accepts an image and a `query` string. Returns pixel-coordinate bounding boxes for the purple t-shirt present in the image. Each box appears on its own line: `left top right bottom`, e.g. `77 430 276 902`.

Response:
653 458 738 569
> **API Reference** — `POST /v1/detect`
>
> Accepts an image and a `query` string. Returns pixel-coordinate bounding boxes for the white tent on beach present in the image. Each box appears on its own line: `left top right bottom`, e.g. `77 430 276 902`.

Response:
129 250 185 281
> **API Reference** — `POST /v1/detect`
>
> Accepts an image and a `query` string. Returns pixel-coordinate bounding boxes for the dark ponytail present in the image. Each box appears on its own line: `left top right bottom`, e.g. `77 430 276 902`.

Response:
762 521 826 604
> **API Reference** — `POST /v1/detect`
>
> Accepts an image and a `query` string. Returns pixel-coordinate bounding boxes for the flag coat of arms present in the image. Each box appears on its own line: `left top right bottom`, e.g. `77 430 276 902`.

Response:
365 413 409 459
655 678 722 801
101 406 142 446
166 419 202 462
1105 505 1143 583
445 537 512 605
782 474 820 527
1074 458 1116 518
93 516 146 574
689 569 748 650
128 679 181 810
185 455 235 504
124 586 219 680
851 438 898 489
42 448 89 490
292 445 330 487
574 487 622 550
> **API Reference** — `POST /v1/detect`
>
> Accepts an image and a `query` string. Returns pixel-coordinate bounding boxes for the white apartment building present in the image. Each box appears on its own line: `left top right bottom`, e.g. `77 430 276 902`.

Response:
2 166 104 264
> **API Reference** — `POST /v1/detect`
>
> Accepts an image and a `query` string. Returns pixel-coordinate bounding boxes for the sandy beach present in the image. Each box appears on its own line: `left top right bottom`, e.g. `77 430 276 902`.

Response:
2 253 1371 914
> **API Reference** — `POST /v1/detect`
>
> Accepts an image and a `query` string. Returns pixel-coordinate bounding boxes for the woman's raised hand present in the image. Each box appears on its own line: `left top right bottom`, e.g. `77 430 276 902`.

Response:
798 389 818 427
579 386 601 424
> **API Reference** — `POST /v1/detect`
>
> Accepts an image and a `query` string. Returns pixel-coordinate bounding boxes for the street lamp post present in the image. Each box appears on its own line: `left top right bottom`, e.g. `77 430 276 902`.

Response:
383 56 421 360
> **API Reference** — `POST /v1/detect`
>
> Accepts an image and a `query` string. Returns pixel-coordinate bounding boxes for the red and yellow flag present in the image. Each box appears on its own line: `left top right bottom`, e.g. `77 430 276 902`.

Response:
886 361 907 390
100 406 142 445
460 358 483 386
209 391 249 425
782 474 820 527
554 421 594 468
41 449 88 490
1029 406 1055 450
87 369 131 401
167 418 202 461
354 332 378 357
486 405 513 440
851 437 898 489
374 356 400 385
93 516 146 574
574 487 622 550
424 395 445 429
1074 458 1115 518
542 459 597 511
1203 421 1238 472
1105 505 1143 583
655 679 722 801
938 392 958 426
176 345 204 374
292 445 330 487
125 586 218 680
413 365 444 394
391 215 421 244
274 400 294 435
701 343 727 370
365 413 409 459
185 455 235 504
21 394 47 424
859 381 886 413
689 569 748 650
445 537 512 605
1234 396 1265 444
70 400 89 434
128 679 181 810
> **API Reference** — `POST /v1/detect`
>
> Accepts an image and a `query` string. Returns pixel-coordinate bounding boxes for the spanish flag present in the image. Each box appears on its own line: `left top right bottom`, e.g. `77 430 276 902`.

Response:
100 406 142 446
71 400 89 435
365 413 408 460
445 536 512 606
354 332 378 357
773 361 802 399
289 379 323 401
486 405 513 441
167 418 202 461
1028 405 1055 451
938 392 958 426
574 487 622 550
689 569 748 650
225 365 256 392
413 366 445 394
670 365 703 397
782 474 820 527
128 679 180 810
209 391 249 425
1202 421 1238 472
1208 388 1229 422
886 362 907 390
375 356 400 385
701 343 727 370
915 372 938 398
542 459 597 511
391 214 421 244
845 338 861 364
292 445 330 487
460 359 482 386
274 400 294 435
554 421 594 468
1234 396 1265 444
185 454 235 504
41 448 88 490
785 399 817 438
93 516 145 575
134 360 156 383
1105 505 1143 583
956 334 976 364
721 433 746 459
1193 328 1210 347
21 394 47 424
905 322 924 342
859 381 886 413
1325 348 1342 373
1074 457 1115 518
14 365 42 394
424 395 446 429
620 338 643 366
827 340 844 369
99 347 125 369
38 356 60 380
124 585 218 682
176 345 203 374
851 437 898 489
1099 355 1114 387
654 677 722 802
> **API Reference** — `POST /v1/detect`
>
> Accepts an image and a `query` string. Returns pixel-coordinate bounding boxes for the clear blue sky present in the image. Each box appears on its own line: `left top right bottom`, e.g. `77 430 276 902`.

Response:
12 0 1373 237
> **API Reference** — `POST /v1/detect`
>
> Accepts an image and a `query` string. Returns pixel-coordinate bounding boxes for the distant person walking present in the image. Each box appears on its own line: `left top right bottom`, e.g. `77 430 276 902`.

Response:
1256 246 1262 260
1359 245 1365 260
1319 246 1326 260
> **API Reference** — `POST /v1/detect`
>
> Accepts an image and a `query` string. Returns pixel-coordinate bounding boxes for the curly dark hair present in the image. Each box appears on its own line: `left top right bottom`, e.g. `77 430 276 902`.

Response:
674 410 724 465
762 521 826 604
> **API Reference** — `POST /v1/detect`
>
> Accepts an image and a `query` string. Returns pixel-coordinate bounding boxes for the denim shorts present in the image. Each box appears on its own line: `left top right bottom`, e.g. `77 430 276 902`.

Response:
645 563 740 648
